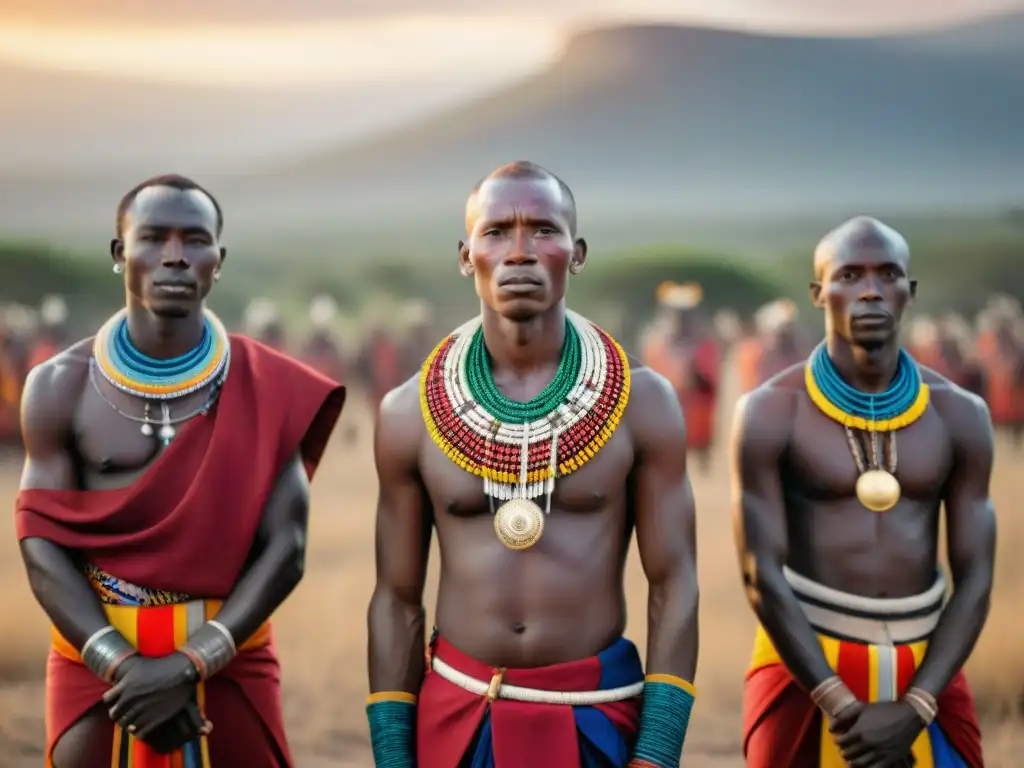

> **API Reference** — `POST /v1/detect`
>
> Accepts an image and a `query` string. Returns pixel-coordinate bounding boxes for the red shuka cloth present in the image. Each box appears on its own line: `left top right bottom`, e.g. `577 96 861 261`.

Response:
16 335 345 763
418 637 642 768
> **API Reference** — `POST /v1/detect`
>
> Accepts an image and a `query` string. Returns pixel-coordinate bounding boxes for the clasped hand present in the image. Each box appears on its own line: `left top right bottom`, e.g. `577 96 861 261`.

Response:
830 700 924 768
103 653 208 752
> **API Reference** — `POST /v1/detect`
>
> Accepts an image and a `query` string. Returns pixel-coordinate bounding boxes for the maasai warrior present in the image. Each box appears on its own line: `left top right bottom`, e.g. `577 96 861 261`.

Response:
974 300 1024 447
752 299 807 384
640 281 721 474
733 217 992 767
398 299 436 382
28 294 72 370
366 161 699 768
299 294 347 384
242 297 288 352
16 174 345 768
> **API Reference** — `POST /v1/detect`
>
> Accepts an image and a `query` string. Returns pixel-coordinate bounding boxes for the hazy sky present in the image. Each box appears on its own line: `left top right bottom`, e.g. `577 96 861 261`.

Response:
1 0 1023 86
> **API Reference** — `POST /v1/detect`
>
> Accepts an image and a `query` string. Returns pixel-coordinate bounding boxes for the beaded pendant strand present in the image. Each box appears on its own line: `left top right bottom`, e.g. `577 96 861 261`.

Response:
804 342 928 512
92 308 230 444
421 311 630 550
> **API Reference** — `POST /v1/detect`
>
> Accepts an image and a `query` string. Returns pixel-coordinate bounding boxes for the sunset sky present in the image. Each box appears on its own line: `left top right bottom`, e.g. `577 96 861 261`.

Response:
1 0 1022 87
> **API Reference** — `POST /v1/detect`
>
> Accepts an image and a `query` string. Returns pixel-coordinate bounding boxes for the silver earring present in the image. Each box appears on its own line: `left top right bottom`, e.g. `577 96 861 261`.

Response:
463 263 474 276
213 271 221 282
569 261 585 276
112 263 123 274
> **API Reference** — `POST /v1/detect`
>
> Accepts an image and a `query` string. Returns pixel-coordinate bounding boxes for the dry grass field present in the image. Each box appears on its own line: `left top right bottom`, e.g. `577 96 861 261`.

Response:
0 366 1021 767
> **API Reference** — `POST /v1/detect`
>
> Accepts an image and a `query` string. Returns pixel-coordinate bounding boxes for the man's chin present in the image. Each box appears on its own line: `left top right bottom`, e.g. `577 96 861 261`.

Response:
148 302 195 320
494 298 547 323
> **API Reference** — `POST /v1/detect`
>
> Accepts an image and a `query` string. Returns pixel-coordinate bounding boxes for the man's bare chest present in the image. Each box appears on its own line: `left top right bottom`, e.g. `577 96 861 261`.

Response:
787 400 953 502
420 430 634 521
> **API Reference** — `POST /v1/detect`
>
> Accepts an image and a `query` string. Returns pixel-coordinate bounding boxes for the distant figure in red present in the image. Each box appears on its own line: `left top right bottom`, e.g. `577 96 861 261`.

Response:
27 295 71 371
641 281 721 473
242 298 287 352
299 295 347 384
752 299 808 384
975 299 1024 446
399 300 436 382
359 323 402 416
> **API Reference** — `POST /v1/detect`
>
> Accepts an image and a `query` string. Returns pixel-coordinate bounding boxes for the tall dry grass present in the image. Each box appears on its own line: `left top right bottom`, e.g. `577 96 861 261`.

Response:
0 367 1021 766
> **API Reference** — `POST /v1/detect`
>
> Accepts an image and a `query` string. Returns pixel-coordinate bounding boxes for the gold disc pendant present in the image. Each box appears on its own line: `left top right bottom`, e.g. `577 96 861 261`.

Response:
493 498 545 550
855 469 901 512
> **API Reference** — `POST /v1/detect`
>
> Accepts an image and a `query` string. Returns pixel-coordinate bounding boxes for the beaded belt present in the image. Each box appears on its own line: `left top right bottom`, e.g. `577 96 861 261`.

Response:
86 564 193 607
430 657 644 705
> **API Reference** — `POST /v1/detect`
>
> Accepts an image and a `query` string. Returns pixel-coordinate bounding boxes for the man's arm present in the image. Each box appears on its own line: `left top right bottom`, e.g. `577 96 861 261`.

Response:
911 392 996 697
631 370 698 680
18 360 113 654
730 388 837 692
364 381 430 766
367 381 432 693
208 451 310 645
627 369 698 768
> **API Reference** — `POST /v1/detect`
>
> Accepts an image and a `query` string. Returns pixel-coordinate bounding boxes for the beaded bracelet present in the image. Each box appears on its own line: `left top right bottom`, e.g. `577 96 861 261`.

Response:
179 621 236 681
366 692 416 768
80 625 137 684
629 674 696 768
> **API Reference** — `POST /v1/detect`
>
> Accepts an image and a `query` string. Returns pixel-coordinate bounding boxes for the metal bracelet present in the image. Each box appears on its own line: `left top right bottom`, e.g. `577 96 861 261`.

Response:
81 627 136 683
180 622 237 680
810 676 858 720
904 688 938 725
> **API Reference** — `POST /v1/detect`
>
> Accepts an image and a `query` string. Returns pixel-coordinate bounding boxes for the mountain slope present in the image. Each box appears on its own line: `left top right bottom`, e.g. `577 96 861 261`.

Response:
256 14 1024 224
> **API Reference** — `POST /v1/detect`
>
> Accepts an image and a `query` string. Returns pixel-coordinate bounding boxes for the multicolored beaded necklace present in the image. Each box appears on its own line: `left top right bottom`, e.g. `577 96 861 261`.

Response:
421 311 630 550
92 308 230 444
805 342 929 512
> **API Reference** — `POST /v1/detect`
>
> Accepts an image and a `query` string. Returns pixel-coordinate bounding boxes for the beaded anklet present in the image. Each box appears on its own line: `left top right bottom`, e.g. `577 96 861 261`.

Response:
630 674 696 768
366 692 417 767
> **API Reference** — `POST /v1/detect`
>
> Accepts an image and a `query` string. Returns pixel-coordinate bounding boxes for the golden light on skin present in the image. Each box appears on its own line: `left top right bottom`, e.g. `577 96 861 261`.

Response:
0 16 565 87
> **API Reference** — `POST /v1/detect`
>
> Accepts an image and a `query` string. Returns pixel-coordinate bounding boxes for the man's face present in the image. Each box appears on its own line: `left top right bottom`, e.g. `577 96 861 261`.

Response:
460 177 584 322
812 245 914 348
113 186 224 319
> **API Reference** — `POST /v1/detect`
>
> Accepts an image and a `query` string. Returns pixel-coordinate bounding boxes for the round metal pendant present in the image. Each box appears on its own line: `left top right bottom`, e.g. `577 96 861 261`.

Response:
855 469 901 512
493 498 545 550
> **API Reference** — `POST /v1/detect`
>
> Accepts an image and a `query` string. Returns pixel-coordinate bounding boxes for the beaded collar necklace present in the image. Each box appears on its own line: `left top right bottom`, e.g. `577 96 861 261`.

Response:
421 311 630 550
92 308 230 444
805 342 929 512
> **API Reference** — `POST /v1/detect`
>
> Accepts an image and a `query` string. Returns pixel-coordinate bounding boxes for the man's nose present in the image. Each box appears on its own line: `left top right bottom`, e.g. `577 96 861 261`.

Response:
161 236 189 266
857 274 884 301
504 226 538 264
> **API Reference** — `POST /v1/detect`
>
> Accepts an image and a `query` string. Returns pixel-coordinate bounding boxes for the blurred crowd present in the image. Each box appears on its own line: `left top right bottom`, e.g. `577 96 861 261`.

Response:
1 289 1022 456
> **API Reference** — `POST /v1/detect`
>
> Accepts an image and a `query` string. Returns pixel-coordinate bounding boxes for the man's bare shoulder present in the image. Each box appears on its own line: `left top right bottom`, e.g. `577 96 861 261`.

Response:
375 374 425 461
920 367 992 442
732 366 803 453
22 339 92 409
626 362 683 420
20 337 92 441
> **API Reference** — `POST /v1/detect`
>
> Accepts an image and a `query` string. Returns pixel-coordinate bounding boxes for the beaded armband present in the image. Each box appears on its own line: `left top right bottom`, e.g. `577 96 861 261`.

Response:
81 625 137 684
629 674 696 768
366 692 417 768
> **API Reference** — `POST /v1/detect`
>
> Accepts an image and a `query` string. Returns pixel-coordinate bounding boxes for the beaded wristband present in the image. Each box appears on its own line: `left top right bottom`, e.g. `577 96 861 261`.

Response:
81 626 137 684
179 621 236 681
630 674 696 768
366 692 417 768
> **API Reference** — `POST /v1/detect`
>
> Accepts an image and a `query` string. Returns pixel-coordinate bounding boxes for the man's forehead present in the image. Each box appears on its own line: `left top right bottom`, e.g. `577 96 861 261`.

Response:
128 185 217 227
475 176 565 214
830 243 908 267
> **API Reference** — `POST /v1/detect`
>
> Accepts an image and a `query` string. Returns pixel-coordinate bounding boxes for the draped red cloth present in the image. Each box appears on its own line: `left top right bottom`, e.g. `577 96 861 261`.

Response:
16 335 345 765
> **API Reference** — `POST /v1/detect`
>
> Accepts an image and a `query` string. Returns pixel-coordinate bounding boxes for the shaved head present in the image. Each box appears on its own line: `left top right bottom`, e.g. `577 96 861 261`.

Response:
813 216 909 280
466 161 577 235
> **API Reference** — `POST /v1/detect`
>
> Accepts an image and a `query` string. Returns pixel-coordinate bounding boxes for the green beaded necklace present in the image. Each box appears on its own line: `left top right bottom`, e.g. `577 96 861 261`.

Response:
464 319 581 424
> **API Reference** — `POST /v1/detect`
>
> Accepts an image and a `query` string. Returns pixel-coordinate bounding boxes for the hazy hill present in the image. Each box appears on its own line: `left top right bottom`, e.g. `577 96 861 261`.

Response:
251 14 1024 226
2 13 1023 246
